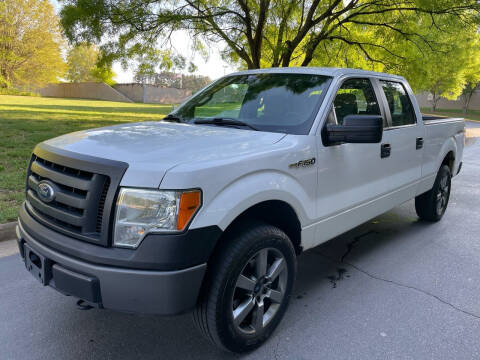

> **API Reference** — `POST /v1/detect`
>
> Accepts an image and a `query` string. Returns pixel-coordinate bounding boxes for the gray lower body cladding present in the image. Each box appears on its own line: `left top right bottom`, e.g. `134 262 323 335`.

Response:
16 206 222 315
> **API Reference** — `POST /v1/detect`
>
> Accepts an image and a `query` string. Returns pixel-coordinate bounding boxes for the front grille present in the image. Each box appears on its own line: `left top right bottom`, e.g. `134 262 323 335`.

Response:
96 177 110 233
25 144 129 246
26 154 110 243
24 145 128 246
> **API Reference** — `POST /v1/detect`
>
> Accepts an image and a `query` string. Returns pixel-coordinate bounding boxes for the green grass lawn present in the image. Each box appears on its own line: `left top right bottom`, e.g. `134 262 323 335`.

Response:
0 95 171 223
420 107 480 122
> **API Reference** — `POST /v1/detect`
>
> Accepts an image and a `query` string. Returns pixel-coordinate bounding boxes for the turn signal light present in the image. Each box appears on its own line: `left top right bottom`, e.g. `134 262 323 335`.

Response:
177 190 201 230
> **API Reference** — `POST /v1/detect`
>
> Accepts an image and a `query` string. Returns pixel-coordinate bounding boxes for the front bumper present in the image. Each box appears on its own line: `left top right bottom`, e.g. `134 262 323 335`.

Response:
16 210 217 315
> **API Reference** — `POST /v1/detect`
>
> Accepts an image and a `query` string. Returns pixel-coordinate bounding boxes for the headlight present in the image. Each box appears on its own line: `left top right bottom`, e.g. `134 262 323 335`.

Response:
113 188 201 248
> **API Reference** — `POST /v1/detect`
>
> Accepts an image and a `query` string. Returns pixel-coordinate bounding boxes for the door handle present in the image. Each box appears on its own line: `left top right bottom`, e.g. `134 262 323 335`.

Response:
416 137 424 150
381 143 391 158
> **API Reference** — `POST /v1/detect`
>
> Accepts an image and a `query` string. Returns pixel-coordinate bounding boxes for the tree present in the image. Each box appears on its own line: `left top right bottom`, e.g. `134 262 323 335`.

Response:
66 43 116 85
400 24 480 111
459 44 480 114
461 80 480 115
0 0 65 89
182 74 211 93
133 48 186 85
136 71 182 88
136 71 211 92
90 65 116 86
66 44 97 82
136 70 211 92
60 0 479 71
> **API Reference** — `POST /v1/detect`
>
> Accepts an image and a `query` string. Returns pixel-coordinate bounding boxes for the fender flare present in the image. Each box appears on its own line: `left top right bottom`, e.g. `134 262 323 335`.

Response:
190 170 313 231
435 136 457 173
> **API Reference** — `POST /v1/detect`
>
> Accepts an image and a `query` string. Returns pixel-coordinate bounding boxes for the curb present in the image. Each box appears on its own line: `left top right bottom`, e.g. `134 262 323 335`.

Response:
0 221 17 242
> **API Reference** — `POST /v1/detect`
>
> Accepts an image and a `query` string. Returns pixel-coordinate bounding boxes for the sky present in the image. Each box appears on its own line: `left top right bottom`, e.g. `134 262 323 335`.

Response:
50 0 236 83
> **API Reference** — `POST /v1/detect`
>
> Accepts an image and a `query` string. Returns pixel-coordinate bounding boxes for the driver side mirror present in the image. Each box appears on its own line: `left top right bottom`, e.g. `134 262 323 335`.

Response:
325 115 383 144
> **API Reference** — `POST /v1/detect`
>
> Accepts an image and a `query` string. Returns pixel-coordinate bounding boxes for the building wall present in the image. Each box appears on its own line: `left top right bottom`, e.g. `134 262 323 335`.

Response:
39 82 133 103
38 82 192 104
416 91 480 111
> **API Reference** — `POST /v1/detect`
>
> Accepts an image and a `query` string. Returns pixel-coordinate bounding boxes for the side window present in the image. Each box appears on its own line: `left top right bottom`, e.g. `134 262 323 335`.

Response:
380 81 416 127
333 78 380 125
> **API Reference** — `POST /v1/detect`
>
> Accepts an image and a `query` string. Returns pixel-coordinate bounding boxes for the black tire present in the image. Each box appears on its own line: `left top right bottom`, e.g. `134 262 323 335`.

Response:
415 164 452 222
193 222 296 353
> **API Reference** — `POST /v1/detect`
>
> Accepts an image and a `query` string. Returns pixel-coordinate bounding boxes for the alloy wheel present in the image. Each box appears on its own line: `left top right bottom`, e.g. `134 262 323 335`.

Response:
436 171 450 215
231 248 288 335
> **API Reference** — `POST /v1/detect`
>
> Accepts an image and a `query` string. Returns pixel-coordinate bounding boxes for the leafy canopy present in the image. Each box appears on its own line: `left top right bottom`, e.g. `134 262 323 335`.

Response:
60 0 480 100
60 0 479 70
0 0 66 89
66 43 116 85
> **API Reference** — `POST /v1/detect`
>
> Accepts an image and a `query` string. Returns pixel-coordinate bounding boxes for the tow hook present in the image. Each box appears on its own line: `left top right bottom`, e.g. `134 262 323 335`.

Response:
76 299 94 310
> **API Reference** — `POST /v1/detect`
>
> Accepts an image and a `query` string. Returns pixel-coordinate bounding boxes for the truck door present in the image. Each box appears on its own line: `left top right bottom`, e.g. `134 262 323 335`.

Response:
374 79 424 200
311 77 394 248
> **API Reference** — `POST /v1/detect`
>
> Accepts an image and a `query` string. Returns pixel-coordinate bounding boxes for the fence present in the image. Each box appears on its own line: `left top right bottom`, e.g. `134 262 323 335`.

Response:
113 84 192 104
416 91 480 111
39 82 480 110
38 82 132 103
38 82 192 104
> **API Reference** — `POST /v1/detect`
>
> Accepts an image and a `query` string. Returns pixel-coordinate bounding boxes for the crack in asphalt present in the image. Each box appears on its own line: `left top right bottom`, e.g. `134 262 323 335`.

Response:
340 230 378 262
313 250 480 321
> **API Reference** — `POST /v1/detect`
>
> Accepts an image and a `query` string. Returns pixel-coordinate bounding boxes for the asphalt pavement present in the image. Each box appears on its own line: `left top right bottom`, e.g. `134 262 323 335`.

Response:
1 122 479 360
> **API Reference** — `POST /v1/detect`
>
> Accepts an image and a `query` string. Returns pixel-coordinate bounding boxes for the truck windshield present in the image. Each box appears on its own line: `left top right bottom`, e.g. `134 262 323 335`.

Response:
172 73 332 135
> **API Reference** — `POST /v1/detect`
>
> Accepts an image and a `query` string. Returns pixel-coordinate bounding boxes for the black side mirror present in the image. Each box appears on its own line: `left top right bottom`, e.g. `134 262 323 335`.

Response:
326 115 383 144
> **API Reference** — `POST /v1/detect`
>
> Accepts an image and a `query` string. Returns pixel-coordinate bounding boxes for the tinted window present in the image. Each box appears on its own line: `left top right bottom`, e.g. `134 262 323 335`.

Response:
381 81 416 126
174 73 332 135
333 78 381 125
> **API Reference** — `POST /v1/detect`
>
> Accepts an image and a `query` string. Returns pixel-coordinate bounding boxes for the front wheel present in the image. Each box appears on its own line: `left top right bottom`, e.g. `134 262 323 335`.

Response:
415 164 452 222
193 222 296 353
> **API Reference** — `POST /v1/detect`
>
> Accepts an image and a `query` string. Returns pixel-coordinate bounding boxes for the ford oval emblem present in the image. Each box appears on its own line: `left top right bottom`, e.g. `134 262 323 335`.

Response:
37 181 56 203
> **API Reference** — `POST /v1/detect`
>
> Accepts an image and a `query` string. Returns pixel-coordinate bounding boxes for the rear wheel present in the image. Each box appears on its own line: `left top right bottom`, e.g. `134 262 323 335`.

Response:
193 222 296 353
415 165 452 222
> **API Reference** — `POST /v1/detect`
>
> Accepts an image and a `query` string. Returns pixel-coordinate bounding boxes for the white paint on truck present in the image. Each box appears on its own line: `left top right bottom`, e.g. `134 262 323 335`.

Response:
44 67 464 251
18 67 465 352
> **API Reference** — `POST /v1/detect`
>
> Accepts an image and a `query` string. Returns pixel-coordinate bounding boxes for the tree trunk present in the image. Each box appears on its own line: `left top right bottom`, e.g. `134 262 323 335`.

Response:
431 97 438 112
464 91 474 115
431 90 438 112
280 41 294 67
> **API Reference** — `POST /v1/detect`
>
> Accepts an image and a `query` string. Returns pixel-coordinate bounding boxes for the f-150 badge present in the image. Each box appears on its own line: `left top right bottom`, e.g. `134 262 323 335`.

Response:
289 158 316 168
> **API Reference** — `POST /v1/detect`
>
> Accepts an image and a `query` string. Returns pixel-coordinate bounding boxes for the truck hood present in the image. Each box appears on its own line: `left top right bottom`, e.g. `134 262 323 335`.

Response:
43 121 287 188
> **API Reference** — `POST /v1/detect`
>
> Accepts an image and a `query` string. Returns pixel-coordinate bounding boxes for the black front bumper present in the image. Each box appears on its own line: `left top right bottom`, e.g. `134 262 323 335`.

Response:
17 204 222 315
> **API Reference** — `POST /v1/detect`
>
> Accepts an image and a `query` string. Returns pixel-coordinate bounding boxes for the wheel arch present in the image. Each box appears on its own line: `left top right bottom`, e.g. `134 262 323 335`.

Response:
441 150 455 174
436 136 457 174
208 200 303 265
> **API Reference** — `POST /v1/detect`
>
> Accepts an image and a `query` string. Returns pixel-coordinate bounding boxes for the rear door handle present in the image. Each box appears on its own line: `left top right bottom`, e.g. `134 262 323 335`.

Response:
381 143 391 158
416 137 424 150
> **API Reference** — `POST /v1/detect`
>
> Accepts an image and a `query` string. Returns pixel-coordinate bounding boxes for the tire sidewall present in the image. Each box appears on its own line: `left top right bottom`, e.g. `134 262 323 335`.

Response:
215 227 296 352
434 165 452 219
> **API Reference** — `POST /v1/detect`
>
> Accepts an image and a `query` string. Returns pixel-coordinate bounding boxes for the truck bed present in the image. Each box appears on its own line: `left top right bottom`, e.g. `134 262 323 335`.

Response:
422 114 464 124
421 114 465 181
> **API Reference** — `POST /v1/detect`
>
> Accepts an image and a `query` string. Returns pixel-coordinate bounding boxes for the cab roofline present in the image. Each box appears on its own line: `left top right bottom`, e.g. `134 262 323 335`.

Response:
228 66 405 81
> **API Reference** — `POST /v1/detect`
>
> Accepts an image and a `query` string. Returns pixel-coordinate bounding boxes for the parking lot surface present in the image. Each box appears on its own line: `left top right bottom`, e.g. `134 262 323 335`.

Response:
1 122 479 360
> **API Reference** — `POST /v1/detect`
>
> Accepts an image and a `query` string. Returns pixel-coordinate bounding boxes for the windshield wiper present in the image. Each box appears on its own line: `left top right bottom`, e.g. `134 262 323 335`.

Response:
194 117 258 131
163 114 183 123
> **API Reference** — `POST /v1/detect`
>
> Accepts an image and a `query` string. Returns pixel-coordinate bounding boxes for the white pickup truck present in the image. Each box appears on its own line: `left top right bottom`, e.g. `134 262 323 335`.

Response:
17 68 464 352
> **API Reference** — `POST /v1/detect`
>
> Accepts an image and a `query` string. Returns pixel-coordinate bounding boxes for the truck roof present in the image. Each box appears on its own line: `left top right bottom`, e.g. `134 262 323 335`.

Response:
230 67 405 81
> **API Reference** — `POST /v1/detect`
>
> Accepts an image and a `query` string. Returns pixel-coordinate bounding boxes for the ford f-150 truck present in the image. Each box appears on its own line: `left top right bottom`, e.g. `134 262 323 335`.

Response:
16 68 464 352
